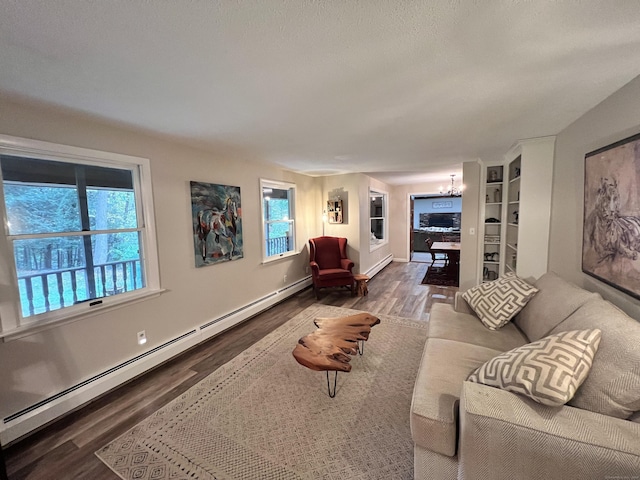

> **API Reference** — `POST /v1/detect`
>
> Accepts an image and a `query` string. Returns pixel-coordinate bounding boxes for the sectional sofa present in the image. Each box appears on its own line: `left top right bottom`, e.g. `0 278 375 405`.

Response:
411 271 640 479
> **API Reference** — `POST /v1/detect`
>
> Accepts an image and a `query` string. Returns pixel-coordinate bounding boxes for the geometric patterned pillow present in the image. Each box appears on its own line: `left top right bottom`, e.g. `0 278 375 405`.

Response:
462 273 538 330
467 329 602 406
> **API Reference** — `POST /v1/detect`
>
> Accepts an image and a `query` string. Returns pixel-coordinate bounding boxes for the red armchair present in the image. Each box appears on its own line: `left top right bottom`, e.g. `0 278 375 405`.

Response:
309 236 355 299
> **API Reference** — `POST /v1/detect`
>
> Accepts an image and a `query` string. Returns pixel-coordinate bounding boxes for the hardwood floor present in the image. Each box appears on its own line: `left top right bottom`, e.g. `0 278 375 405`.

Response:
4 261 456 480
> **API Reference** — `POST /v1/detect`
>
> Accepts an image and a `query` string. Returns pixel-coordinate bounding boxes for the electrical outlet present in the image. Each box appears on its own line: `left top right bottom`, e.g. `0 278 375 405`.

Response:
137 330 147 345
283 274 287 284
305 266 309 274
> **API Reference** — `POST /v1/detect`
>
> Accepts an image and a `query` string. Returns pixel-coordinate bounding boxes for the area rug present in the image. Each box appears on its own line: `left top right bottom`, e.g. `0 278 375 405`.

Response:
421 267 459 287
96 304 428 480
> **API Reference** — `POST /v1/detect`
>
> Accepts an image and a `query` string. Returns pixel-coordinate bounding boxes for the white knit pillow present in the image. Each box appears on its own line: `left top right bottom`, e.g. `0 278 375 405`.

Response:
462 273 538 330
468 329 602 406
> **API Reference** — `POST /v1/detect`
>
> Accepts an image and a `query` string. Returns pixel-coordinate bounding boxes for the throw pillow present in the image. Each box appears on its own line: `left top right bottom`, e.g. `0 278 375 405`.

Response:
462 273 538 330
467 329 602 406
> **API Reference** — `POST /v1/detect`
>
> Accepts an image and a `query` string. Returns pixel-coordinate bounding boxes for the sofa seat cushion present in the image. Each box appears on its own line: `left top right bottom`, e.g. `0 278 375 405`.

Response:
468 329 602 406
410 338 501 456
462 273 538 330
315 268 352 279
515 271 601 341
550 298 640 418
429 303 528 352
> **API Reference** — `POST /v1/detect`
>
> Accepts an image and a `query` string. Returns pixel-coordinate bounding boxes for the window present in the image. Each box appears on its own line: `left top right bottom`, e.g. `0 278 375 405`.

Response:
370 189 388 249
261 179 296 261
0 135 161 334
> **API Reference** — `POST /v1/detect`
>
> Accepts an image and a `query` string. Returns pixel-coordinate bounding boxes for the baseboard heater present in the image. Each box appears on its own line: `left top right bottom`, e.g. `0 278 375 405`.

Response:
4 329 198 424
2 275 312 442
200 276 311 331
199 293 278 331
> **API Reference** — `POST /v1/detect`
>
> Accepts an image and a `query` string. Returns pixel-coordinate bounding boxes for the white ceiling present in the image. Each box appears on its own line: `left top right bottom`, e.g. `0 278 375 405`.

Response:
1 1 640 185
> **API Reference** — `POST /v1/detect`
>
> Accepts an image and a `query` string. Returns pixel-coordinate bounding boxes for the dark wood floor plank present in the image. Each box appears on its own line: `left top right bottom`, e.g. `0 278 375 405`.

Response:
4 261 456 479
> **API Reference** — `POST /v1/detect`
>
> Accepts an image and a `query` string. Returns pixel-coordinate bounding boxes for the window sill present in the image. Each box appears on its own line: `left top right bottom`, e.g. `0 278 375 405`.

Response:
370 241 388 253
261 250 299 264
1 288 166 342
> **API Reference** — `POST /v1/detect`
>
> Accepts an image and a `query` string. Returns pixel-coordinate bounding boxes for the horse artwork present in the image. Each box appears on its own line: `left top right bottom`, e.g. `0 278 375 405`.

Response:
583 133 640 299
190 181 243 267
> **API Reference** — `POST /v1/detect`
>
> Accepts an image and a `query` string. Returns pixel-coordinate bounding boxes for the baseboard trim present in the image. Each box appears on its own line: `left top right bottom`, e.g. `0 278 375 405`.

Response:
0 276 312 445
365 254 393 278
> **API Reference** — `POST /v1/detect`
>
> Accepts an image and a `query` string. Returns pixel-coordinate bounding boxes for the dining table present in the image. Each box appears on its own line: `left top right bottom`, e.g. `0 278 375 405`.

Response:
430 242 461 271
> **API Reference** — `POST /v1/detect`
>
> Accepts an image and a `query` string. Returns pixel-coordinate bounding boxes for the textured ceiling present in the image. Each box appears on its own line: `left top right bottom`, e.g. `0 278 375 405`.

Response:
1 1 640 185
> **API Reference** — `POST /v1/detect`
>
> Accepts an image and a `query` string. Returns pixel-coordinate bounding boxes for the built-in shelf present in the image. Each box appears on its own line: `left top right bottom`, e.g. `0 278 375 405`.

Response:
480 164 505 284
508 201 519 205
507 244 518 251
507 223 519 227
510 176 521 184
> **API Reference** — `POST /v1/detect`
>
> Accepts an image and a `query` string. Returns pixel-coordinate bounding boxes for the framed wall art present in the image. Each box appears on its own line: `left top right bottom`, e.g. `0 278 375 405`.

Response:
583 132 640 298
191 181 243 267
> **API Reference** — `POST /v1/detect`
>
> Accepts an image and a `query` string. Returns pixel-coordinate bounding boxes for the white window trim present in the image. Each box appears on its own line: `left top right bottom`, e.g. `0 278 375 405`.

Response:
369 188 389 252
260 178 298 263
0 134 163 339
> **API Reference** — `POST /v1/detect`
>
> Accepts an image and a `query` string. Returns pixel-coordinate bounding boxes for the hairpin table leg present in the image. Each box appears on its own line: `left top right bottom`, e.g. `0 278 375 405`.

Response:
326 371 338 398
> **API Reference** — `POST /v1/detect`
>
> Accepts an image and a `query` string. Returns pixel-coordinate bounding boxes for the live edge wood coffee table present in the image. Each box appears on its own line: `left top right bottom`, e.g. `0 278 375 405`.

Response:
292 312 380 397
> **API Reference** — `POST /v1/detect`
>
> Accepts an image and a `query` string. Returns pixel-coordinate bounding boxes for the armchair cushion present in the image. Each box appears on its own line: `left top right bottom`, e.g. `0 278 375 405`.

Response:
468 329 602 406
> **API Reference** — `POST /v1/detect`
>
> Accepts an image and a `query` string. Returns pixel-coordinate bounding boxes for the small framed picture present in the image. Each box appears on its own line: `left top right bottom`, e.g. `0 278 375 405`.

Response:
487 166 503 183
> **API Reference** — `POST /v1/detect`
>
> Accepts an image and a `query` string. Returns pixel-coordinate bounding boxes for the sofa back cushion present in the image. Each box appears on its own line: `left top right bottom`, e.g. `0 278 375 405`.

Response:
515 272 601 341
550 298 640 419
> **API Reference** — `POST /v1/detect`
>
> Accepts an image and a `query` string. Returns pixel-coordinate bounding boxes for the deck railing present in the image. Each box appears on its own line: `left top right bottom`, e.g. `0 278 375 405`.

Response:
266 236 290 257
17 260 143 317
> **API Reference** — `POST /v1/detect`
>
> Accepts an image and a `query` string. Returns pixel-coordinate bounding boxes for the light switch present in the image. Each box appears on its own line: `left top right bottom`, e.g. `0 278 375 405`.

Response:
469 227 476 235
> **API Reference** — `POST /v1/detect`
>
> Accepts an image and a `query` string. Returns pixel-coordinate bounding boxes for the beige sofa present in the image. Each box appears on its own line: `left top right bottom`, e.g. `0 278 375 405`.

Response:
411 272 640 479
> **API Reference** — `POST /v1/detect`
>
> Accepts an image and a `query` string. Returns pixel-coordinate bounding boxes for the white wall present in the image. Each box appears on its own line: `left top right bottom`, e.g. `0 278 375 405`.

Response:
0 95 321 437
460 161 481 290
321 174 362 270
389 180 442 262
549 74 640 318
360 176 392 274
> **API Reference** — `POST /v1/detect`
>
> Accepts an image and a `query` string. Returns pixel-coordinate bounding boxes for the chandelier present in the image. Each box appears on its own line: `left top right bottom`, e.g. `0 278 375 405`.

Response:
440 174 463 196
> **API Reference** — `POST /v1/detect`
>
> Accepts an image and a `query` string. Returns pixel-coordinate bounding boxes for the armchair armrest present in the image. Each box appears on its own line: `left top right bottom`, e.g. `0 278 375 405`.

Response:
309 261 320 276
459 382 640 479
340 258 355 271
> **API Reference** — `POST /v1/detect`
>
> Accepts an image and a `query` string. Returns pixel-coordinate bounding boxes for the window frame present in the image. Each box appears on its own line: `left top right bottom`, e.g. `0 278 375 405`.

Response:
0 134 162 339
369 188 388 251
260 178 297 263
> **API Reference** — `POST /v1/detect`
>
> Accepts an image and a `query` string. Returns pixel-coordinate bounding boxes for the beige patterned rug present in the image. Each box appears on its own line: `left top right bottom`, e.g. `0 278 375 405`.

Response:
96 304 428 479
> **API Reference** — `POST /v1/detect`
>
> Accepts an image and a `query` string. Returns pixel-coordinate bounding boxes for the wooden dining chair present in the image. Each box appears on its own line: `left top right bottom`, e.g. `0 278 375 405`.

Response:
425 238 448 267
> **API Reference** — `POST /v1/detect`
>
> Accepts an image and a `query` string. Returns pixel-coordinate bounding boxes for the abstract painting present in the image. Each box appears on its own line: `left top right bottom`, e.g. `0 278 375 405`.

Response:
583 132 640 298
190 181 243 267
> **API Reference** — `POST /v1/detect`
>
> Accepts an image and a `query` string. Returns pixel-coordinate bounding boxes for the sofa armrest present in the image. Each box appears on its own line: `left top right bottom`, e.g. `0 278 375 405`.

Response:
454 292 475 315
459 382 640 480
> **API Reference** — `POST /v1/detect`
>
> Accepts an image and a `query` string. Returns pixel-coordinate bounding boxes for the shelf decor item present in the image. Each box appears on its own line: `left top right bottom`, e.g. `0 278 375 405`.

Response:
583 132 640 299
